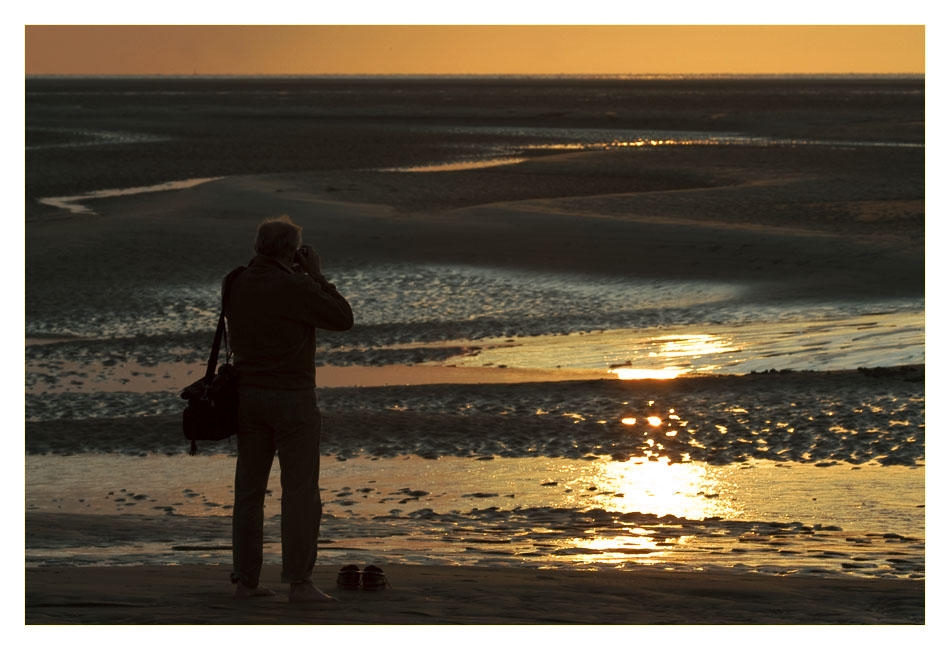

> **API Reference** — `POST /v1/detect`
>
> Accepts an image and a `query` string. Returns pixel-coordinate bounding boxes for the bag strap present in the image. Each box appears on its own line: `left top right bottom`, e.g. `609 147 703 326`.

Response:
205 266 246 380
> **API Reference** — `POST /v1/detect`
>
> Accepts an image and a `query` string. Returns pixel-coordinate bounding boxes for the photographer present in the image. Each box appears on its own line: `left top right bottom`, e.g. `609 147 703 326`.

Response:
225 215 353 603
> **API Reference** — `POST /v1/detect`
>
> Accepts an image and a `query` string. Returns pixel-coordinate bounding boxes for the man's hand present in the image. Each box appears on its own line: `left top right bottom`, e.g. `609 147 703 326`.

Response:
294 244 323 279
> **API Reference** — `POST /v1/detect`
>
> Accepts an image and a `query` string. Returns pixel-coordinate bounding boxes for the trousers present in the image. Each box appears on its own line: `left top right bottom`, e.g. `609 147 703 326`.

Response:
230 386 322 587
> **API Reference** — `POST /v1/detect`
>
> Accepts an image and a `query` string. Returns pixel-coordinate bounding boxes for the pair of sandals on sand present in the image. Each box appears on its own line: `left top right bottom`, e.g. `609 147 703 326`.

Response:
337 564 390 591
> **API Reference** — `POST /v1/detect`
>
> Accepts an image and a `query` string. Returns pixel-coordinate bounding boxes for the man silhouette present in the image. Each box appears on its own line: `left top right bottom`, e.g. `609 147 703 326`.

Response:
225 215 353 602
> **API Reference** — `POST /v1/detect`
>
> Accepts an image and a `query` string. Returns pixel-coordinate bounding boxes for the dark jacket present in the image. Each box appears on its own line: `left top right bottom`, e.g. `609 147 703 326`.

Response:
225 256 353 390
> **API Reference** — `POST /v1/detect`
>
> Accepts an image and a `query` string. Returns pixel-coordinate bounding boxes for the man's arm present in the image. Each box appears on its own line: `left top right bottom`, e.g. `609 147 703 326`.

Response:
294 245 354 331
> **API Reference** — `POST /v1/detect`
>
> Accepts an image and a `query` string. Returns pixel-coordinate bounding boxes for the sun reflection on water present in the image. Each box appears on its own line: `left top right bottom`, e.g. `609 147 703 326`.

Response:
591 457 739 520
609 333 737 379
651 334 737 358
553 456 740 565
559 533 673 566
610 368 682 380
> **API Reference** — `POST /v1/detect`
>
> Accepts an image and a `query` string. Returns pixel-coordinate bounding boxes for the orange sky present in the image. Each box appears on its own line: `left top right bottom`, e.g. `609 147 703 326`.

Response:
24 25 924 75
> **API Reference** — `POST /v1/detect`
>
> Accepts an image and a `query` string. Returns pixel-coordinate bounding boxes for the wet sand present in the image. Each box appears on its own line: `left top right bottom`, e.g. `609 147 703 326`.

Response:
26 369 924 466
26 144 923 313
25 454 925 580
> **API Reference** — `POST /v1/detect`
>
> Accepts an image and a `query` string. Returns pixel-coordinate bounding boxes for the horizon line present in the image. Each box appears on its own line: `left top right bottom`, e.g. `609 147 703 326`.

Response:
25 72 925 78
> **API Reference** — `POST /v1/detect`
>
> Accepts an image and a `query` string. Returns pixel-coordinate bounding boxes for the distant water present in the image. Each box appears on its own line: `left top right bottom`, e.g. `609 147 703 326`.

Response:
25 73 925 81
36 177 223 214
375 128 921 176
389 125 923 154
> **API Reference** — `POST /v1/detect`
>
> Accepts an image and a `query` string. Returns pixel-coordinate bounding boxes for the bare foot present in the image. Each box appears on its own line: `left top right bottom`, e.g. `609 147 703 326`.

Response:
289 582 337 603
233 583 276 599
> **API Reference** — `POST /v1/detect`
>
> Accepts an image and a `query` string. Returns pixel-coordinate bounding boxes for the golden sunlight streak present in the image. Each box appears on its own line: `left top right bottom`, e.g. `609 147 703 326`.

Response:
609 333 737 380
610 368 682 380
558 534 670 566
553 457 740 564
651 334 737 358
589 457 739 520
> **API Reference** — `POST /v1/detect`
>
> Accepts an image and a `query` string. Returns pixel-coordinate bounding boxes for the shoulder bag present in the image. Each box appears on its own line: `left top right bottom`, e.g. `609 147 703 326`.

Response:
180 266 246 455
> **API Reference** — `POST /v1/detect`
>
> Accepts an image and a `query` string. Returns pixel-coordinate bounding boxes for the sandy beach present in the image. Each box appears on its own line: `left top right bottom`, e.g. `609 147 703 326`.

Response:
25 76 925 626
25 563 923 625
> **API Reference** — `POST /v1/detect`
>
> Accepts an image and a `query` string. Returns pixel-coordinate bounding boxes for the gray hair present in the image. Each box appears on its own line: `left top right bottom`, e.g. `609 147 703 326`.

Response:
254 215 302 259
